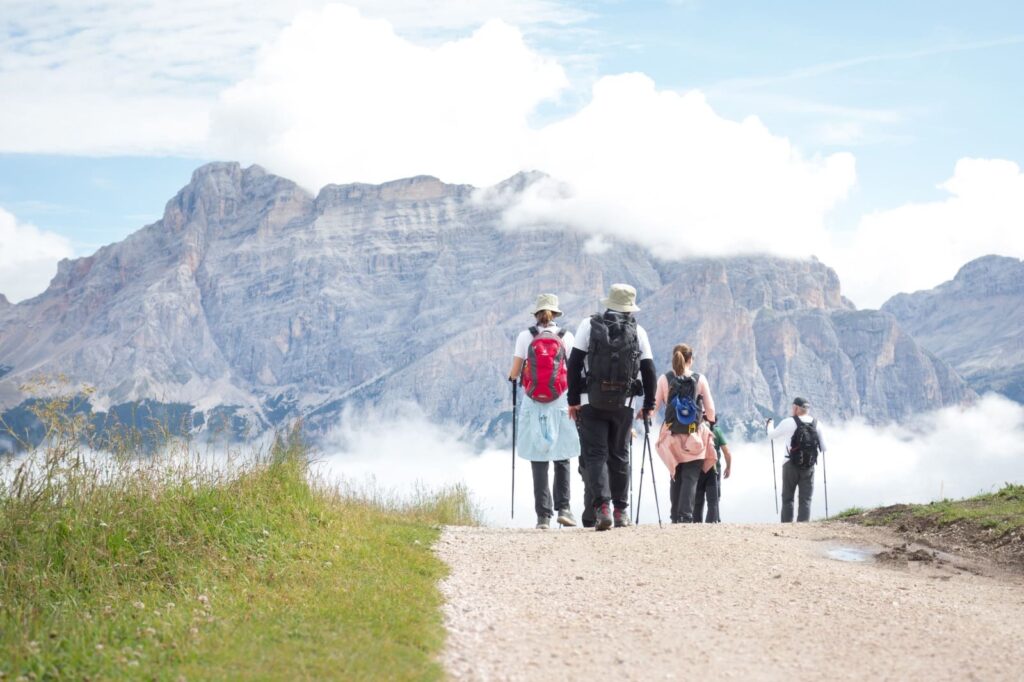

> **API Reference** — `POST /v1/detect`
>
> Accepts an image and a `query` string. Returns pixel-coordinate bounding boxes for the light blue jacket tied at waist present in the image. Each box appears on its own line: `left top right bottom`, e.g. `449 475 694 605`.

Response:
516 392 580 462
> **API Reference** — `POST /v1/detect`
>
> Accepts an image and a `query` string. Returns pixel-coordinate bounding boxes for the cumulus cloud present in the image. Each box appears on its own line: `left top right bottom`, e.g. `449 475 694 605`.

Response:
0 0 584 155
210 6 854 256
313 395 1024 526
210 5 568 188
830 158 1024 307
4 3 1022 307
0 207 74 303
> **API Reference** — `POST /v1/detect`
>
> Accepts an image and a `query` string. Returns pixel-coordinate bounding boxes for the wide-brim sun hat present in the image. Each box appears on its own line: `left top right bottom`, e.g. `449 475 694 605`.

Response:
602 283 640 313
533 293 563 316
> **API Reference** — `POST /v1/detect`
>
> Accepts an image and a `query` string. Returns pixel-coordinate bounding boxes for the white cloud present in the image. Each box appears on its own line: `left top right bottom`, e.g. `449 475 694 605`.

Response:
0 207 74 303
3 3 1021 309
831 158 1024 307
314 394 1024 526
211 6 856 261
0 0 584 155
210 6 568 188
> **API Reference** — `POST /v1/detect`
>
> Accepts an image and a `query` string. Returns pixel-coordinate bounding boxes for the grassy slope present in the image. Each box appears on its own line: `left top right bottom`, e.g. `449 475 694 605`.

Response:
836 483 1024 567
837 483 1024 534
0 432 476 680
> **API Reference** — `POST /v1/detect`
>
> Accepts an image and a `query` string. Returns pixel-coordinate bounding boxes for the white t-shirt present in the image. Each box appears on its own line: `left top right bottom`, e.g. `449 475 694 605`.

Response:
571 315 654 407
513 323 575 360
768 415 827 454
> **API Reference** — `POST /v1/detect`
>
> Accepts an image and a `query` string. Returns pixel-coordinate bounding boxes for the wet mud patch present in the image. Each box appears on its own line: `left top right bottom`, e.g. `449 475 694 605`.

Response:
876 544 939 565
838 492 1024 574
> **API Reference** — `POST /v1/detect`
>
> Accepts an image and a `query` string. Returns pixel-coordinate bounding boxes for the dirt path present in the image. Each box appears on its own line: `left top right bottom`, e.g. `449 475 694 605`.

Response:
436 523 1024 680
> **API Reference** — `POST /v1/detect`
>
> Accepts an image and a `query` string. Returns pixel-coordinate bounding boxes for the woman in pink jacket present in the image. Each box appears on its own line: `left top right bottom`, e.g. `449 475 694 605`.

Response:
652 343 717 523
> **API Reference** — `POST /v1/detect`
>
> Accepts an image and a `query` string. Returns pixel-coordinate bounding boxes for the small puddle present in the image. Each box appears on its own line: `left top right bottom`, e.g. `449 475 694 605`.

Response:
826 546 876 563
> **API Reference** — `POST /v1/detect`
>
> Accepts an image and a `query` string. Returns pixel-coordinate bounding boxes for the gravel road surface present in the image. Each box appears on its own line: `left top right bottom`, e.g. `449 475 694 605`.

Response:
437 523 1024 681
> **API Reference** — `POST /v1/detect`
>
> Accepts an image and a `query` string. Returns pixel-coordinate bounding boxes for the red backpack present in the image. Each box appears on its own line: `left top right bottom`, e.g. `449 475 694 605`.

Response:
522 326 568 403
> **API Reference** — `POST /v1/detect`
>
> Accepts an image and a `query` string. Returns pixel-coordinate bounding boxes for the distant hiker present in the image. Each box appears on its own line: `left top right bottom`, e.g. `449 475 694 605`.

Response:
567 284 657 531
692 418 732 523
767 397 827 523
653 344 717 524
509 294 579 529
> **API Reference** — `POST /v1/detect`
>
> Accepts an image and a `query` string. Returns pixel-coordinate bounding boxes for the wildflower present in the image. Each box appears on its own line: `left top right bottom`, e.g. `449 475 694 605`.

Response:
95 643 105 652
132 601 145 610
197 594 209 606
165 602 176 610
144 627 157 637
103 605 113 615
189 627 199 636
99 522 109 528
261 528 270 537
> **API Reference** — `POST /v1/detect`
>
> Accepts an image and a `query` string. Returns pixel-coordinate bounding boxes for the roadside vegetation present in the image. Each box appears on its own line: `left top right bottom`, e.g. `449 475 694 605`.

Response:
838 484 1024 569
0 389 479 680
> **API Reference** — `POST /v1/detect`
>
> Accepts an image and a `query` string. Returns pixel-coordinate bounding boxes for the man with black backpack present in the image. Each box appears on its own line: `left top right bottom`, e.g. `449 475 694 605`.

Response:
567 284 657 531
767 397 827 523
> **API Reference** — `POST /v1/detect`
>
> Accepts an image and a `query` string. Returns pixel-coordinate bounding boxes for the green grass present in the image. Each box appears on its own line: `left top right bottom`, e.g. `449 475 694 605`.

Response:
908 483 1024 536
833 506 866 519
0 400 479 680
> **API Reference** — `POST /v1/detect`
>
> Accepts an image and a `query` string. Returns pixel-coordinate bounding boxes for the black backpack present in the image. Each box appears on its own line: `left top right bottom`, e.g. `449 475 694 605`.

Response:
665 372 703 435
585 311 641 410
789 417 820 468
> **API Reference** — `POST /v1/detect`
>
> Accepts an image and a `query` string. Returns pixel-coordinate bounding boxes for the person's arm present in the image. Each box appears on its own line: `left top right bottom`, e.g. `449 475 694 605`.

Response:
637 326 656 417
508 356 525 380
639 359 657 416
816 421 826 453
721 443 733 478
567 347 586 405
650 374 669 415
510 330 529 380
698 374 716 424
767 417 793 442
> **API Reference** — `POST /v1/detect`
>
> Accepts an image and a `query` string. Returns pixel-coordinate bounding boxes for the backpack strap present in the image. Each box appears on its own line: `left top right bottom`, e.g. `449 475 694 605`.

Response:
557 329 566 339
528 326 539 337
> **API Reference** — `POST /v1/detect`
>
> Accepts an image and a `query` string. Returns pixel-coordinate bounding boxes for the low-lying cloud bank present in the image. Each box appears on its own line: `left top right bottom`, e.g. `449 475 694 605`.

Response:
314 394 1024 527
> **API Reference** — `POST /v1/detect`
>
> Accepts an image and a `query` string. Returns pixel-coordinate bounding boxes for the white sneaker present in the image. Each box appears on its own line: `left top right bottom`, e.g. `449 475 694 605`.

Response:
556 509 577 527
536 516 551 529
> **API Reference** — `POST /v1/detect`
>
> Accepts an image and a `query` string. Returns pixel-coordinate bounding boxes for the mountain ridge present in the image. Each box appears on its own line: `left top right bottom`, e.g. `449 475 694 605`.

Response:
882 255 1024 402
0 162 973 445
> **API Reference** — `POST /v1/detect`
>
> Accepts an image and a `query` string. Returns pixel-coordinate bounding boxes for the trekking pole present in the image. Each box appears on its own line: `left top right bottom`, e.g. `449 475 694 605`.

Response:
628 398 634 514
767 419 779 516
644 417 663 528
635 424 647 525
821 450 830 519
510 378 517 520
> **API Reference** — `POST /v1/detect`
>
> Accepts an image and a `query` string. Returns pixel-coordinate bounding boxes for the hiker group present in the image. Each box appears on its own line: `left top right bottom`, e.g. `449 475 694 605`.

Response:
508 284 827 530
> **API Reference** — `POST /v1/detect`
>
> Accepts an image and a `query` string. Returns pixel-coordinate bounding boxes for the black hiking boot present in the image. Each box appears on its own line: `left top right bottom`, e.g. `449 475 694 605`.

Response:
594 503 612 531
613 508 632 528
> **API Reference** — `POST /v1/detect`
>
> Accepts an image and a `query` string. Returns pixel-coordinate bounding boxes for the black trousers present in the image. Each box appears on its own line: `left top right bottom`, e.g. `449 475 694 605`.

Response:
693 467 720 523
781 460 815 522
531 460 570 518
669 460 703 523
577 405 633 511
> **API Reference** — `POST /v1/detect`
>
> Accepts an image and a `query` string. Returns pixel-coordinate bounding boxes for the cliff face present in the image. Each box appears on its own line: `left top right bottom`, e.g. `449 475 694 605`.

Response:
882 255 1024 402
0 162 972 441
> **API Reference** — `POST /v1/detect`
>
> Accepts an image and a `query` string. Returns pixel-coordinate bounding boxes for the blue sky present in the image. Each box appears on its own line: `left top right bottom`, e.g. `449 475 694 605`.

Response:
1 0 1022 305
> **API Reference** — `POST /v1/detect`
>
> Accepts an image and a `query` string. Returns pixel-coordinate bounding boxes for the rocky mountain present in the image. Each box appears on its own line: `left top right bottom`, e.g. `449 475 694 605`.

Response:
0 162 971 446
882 255 1024 402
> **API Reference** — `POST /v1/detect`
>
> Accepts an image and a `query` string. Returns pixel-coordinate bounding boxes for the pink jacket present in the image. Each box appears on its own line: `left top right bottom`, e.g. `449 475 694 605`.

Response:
653 372 717 476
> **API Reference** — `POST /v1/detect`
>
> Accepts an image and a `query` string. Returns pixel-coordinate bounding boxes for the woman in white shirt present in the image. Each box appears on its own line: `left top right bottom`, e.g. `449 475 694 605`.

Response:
508 294 580 529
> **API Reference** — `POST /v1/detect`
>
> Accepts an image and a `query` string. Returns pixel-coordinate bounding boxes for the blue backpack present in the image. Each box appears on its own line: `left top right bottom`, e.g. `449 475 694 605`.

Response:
666 372 703 435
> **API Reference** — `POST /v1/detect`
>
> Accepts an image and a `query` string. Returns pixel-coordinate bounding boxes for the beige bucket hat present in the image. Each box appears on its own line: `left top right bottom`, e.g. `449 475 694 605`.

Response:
533 293 563 316
602 283 640 313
